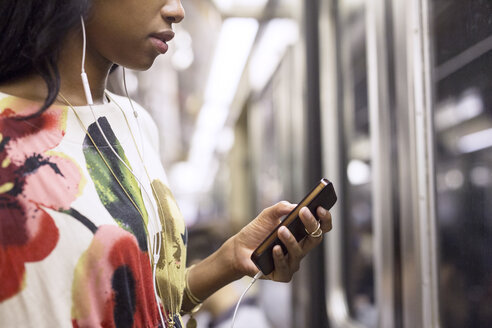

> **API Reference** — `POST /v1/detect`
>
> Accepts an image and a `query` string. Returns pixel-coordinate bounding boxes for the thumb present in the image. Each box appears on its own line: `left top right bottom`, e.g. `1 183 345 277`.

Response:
264 201 296 220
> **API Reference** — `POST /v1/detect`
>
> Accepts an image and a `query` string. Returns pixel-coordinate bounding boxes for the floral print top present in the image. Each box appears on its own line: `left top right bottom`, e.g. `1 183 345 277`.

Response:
0 91 187 328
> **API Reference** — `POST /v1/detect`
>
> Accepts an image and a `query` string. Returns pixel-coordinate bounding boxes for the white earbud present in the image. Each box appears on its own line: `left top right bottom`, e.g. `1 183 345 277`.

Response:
80 16 94 105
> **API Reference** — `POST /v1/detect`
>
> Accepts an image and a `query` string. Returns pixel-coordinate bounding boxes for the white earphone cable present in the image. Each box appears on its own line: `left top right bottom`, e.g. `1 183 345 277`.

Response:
80 16 87 72
230 272 263 328
79 16 166 327
122 68 146 159
79 17 93 105
86 87 167 327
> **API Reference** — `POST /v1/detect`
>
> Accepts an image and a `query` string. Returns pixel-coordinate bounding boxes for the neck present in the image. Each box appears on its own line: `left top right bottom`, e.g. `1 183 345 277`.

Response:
0 30 112 106
57 30 112 105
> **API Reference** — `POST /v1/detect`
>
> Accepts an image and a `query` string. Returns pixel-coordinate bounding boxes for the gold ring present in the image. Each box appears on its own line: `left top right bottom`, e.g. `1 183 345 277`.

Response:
305 221 323 238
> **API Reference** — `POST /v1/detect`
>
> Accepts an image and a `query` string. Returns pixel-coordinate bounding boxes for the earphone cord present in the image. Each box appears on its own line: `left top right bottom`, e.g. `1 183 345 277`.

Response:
89 106 174 320
122 68 145 158
79 16 93 105
77 16 173 327
80 16 87 72
230 272 263 328
105 85 179 323
62 94 170 326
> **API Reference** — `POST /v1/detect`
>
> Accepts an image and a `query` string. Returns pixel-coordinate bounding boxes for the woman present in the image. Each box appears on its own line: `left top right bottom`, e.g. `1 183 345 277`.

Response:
0 0 333 327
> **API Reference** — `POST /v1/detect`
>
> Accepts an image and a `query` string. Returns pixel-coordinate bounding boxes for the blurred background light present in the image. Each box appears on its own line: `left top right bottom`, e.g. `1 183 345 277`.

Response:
444 169 464 190
435 88 484 131
204 18 259 105
170 18 259 219
249 18 299 92
171 28 194 71
347 159 371 185
343 0 366 11
212 0 269 16
470 166 491 187
457 128 492 153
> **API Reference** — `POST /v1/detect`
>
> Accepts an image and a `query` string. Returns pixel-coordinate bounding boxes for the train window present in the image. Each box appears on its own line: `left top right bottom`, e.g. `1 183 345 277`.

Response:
431 0 492 327
337 1 377 325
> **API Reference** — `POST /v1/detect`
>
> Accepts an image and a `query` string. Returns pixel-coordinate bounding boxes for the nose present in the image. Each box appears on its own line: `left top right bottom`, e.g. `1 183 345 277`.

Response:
161 0 185 24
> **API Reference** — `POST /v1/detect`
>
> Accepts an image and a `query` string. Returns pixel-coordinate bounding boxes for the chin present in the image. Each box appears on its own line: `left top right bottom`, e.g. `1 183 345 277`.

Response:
119 54 159 72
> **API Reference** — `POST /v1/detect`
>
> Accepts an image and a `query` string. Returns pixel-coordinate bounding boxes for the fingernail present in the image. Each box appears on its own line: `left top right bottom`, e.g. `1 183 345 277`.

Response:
279 226 290 238
274 246 283 257
300 207 309 216
319 207 327 216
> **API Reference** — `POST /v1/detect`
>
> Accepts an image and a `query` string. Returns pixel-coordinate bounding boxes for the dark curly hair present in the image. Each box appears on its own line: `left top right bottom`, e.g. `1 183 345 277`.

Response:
0 0 91 117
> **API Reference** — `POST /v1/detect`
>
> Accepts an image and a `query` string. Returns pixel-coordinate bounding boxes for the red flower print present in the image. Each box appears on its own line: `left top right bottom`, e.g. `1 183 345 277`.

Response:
0 98 82 302
71 225 161 328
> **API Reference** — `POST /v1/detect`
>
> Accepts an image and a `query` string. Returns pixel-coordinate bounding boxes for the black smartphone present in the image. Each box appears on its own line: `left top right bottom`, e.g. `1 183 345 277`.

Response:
250 178 337 275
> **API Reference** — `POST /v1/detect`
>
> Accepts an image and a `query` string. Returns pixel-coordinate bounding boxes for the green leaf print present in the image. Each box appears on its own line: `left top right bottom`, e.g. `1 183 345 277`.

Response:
83 117 149 251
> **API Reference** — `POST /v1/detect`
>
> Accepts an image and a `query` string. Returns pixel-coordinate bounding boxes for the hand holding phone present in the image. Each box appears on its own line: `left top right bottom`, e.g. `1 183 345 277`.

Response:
250 178 337 275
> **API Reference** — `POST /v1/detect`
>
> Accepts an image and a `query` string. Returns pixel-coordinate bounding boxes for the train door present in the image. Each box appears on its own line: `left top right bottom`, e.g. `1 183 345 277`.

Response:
320 0 378 327
430 1 492 327
320 0 398 326
321 0 492 327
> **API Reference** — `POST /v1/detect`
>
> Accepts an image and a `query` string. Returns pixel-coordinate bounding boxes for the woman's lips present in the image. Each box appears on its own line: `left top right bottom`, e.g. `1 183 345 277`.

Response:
150 37 169 54
149 31 174 54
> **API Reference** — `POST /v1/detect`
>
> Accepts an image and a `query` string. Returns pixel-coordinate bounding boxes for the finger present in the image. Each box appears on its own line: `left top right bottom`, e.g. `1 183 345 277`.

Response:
300 228 324 254
263 201 296 221
278 226 303 266
273 201 296 217
271 245 290 281
299 207 319 235
298 207 324 253
317 207 333 232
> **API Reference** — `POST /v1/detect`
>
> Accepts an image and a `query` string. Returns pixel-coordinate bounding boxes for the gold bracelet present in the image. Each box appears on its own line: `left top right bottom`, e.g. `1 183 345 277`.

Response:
184 264 203 306
182 265 203 328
